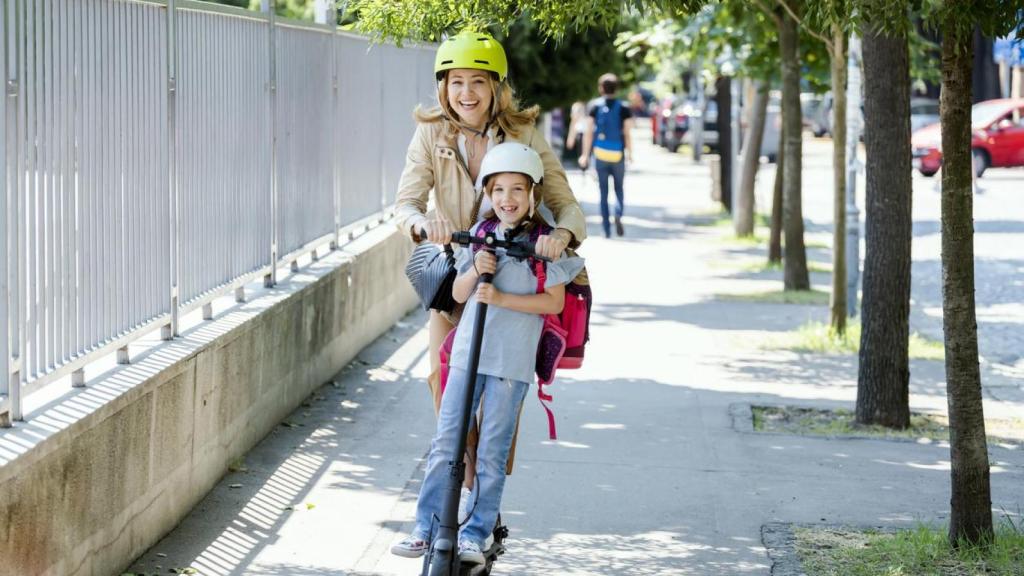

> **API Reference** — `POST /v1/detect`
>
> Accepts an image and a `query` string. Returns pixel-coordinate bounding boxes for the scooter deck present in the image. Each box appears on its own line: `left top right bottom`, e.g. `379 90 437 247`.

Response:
460 522 508 576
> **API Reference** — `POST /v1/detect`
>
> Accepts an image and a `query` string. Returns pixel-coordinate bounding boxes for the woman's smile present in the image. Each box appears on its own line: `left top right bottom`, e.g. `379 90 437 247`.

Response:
447 69 492 129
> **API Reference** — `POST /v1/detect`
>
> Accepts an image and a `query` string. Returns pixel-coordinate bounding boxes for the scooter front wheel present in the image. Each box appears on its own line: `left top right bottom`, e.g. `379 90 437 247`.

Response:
425 537 457 576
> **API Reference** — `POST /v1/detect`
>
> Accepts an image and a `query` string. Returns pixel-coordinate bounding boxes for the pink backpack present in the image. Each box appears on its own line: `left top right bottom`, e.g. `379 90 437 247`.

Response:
439 218 592 440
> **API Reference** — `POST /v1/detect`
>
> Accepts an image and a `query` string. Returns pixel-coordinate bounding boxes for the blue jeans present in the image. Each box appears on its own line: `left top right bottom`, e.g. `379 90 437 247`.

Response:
414 367 529 547
595 158 625 237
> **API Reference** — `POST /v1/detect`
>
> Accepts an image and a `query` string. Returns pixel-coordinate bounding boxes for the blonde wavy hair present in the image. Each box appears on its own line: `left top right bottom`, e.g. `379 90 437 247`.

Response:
414 72 539 138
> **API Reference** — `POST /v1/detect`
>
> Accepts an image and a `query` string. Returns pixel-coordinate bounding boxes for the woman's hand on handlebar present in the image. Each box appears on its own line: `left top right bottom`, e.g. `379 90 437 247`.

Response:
417 218 455 244
473 250 497 276
534 230 570 261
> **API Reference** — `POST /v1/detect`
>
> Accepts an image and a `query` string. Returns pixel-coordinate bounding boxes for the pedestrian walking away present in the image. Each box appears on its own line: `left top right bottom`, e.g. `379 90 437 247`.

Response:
579 72 634 238
393 29 589 494
392 143 585 570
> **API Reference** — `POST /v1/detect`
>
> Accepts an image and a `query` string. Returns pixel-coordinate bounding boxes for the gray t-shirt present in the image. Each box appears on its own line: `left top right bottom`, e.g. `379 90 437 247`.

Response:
449 224 585 384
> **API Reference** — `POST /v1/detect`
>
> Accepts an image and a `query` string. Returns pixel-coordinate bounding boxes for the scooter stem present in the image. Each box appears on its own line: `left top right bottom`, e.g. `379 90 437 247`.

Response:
426 271 494 576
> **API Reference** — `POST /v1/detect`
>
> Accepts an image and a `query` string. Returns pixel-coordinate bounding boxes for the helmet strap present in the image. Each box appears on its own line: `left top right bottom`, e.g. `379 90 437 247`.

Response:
528 185 535 219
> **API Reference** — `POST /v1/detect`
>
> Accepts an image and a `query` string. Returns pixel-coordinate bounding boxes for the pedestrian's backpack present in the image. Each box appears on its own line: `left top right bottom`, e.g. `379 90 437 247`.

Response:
593 98 625 163
438 217 593 440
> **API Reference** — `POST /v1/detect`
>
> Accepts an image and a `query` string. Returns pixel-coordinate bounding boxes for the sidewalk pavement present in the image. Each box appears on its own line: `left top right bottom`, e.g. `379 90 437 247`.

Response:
129 131 1024 575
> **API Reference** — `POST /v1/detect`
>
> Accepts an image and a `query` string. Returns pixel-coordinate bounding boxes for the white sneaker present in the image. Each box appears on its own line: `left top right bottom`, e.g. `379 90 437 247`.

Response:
458 539 485 565
391 534 428 558
458 487 473 523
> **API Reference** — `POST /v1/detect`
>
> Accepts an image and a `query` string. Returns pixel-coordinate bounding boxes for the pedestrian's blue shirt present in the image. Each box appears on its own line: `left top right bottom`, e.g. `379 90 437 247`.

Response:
449 223 585 384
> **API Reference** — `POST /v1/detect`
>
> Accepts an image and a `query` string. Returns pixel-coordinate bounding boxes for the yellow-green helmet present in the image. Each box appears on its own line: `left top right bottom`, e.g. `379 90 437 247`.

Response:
434 30 508 82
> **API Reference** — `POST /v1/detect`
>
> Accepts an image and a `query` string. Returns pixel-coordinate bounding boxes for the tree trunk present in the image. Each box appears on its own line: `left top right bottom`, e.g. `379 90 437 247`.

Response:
716 75 733 212
735 83 768 237
779 4 809 290
856 21 912 430
830 29 848 335
769 121 784 265
941 17 992 547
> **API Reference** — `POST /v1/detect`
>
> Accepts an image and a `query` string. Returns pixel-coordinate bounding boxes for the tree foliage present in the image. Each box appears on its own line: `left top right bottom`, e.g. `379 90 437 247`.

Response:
616 3 830 96
205 0 318 20
347 0 708 43
499 19 634 111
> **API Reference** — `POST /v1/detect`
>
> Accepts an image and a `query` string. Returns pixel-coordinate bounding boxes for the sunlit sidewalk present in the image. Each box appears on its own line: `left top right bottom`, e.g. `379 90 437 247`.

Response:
129 130 1024 576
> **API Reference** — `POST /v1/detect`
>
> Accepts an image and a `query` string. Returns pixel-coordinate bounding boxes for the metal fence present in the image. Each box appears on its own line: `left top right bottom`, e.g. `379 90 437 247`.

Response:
0 0 436 424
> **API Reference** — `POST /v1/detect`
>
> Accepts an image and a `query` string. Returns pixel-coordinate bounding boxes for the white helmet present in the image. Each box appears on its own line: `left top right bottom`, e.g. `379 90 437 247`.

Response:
479 143 544 187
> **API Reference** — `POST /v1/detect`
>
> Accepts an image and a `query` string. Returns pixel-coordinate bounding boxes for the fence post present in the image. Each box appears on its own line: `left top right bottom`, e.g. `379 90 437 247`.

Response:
6 0 22 423
163 0 179 340
0 0 9 426
262 0 278 287
329 3 340 250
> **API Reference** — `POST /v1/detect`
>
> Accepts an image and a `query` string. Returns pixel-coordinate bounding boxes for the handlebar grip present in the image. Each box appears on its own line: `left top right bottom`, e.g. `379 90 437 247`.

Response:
451 231 473 245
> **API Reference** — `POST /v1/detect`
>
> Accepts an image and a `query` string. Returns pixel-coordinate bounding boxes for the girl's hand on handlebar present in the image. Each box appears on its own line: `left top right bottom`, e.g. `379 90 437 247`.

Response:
534 231 569 261
475 283 503 306
418 218 454 244
473 250 497 276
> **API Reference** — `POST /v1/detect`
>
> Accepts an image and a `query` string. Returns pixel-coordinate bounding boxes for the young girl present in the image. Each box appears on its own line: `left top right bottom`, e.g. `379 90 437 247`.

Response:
392 143 584 564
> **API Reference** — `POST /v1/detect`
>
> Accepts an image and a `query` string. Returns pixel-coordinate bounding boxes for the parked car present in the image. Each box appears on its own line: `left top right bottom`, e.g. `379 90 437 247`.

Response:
682 99 719 153
802 93 830 136
909 98 940 134
911 98 1024 177
757 95 781 163
662 101 692 153
651 95 679 146
805 91 871 139
681 96 780 163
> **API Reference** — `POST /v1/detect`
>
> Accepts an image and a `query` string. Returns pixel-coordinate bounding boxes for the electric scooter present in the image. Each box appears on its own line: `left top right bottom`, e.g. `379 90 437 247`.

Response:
420 228 548 576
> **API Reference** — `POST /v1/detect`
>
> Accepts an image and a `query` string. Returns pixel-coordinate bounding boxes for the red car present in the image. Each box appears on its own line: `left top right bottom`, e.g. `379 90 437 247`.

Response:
911 98 1024 177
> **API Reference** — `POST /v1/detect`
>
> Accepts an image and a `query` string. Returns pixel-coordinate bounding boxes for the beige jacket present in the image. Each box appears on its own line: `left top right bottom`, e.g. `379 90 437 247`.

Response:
394 118 587 248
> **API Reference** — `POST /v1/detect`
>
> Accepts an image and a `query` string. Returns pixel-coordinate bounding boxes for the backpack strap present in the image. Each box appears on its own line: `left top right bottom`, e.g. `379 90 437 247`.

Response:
528 222 551 291
529 221 560 439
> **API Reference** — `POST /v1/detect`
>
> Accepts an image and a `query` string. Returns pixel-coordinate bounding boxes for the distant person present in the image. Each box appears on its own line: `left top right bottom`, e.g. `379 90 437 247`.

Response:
579 73 633 237
564 101 589 162
627 89 646 117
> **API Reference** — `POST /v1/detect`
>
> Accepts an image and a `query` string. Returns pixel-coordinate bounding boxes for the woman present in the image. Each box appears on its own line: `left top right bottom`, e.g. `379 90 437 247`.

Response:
396 30 586 413
394 30 587 505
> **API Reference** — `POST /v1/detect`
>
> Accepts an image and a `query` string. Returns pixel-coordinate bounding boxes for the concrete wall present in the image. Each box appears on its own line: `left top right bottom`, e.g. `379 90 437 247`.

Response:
0 226 418 576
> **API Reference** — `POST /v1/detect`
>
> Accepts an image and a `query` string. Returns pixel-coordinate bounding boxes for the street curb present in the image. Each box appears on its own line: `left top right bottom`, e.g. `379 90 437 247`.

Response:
729 402 755 433
760 523 805 576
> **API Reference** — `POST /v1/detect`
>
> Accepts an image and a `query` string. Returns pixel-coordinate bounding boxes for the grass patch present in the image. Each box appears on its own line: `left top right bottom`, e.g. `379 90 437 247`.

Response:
808 261 832 273
690 209 770 234
722 233 769 246
795 523 1024 576
716 289 830 305
735 260 831 274
773 320 944 360
753 406 950 442
689 209 732 227
751 405 1023 446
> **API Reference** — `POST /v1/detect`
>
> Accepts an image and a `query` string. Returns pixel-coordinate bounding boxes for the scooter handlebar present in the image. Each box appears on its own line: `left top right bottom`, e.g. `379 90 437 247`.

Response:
451 230 551 262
